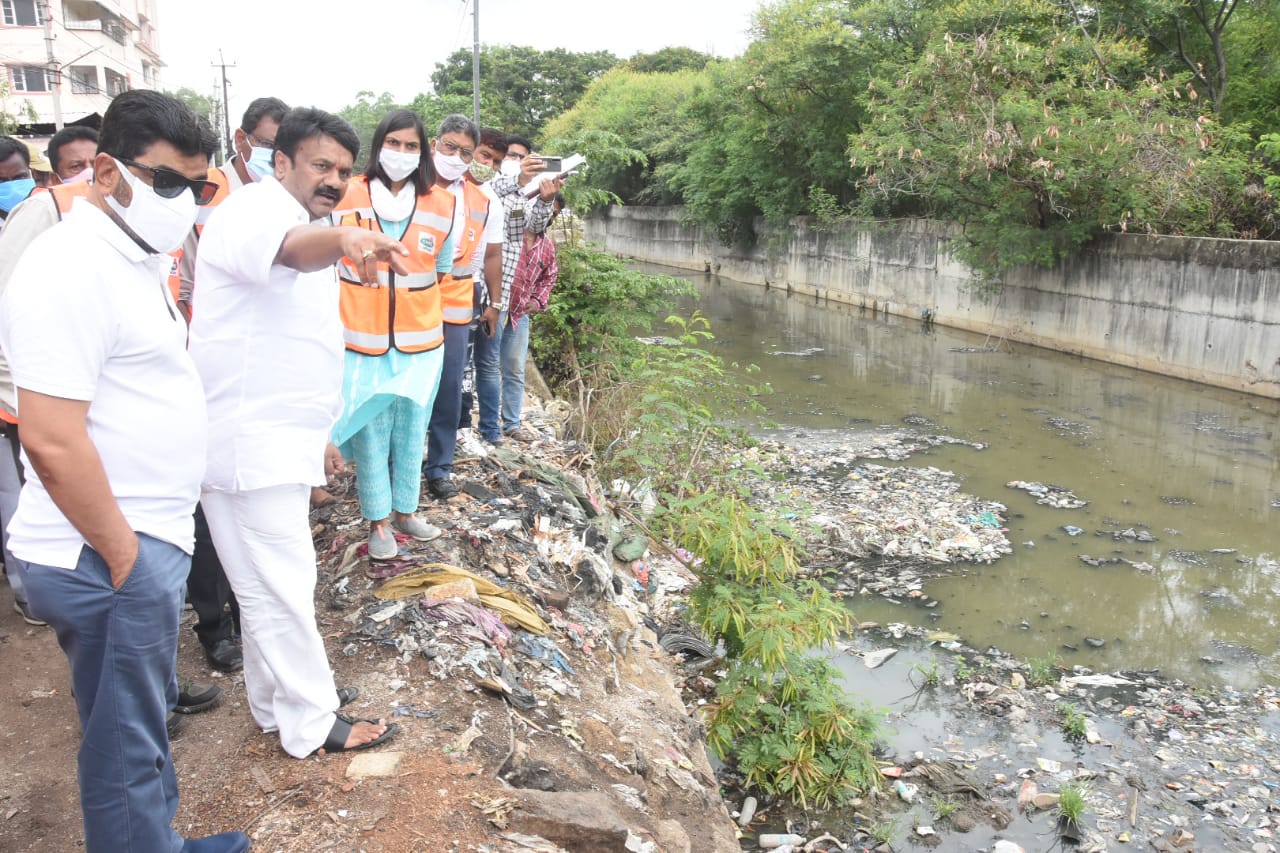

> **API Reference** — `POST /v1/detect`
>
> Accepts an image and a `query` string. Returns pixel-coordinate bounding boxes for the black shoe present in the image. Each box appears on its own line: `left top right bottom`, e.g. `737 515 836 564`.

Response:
204 637 244 672
13 599 48 627
175 679 222 714
427 477 459 500
166 710 183 738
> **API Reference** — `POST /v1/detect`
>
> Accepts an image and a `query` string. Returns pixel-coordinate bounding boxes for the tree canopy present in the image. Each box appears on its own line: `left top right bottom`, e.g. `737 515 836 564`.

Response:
544 0 1279 273
430 45 618 138
338 1 1279 275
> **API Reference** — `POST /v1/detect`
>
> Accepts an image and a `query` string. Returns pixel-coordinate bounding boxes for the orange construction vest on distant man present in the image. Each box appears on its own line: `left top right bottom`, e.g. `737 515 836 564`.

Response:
439 177 490 325
49 182 184 303
333 175 455 355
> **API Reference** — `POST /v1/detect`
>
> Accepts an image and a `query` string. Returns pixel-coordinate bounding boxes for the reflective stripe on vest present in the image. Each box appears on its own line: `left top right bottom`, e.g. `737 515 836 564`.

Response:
332 176 454 354
441 180 489 325
337 264 436 291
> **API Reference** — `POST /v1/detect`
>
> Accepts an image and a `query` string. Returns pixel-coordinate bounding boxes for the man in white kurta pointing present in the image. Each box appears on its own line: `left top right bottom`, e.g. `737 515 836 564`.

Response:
190 107 409 757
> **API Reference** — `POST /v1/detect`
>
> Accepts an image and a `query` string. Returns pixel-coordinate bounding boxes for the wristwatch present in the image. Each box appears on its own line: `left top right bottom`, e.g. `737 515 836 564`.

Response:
490 301 508 313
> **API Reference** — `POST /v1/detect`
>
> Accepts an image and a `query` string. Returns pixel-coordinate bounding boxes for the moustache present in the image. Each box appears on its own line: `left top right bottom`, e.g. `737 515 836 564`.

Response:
314 186 341 202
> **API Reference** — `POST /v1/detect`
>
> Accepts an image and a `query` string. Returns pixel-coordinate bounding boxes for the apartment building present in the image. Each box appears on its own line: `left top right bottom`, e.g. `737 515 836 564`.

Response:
1 0 162 127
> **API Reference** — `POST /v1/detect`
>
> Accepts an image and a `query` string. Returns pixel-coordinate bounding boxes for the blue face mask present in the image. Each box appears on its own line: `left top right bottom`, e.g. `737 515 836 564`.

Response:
0 177 36 214
245 146 274 182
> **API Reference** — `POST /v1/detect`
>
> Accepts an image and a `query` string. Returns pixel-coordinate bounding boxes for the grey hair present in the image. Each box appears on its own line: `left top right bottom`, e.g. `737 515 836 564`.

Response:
436 114 478 145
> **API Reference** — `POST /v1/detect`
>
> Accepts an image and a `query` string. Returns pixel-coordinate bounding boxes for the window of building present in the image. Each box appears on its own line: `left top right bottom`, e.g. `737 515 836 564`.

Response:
9 65 49 92
104 68 128 97
103 17 126 45
2 0 46 27
69 65 99 94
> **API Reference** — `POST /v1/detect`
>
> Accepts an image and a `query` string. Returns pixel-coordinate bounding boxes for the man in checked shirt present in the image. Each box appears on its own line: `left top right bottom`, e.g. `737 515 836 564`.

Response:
472 131 560 445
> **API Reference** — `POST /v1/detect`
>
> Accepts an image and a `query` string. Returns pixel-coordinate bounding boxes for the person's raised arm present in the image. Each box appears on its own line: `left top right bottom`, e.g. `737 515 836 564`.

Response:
275 224 411 283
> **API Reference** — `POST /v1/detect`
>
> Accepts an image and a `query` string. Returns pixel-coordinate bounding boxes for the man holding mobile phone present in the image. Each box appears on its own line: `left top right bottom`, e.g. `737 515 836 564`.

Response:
472 133 560 445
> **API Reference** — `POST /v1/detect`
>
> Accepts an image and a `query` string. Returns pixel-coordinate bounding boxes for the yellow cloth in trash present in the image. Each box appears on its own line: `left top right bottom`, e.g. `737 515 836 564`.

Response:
374 563 549 635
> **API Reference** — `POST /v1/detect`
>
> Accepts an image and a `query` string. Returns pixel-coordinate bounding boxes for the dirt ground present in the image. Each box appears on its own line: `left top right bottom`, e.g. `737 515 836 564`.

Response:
0 448 739 853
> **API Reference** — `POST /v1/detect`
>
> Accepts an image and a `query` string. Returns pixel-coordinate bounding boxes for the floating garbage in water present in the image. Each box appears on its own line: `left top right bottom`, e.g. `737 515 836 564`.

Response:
862 648 898 669
1062 525 1085 536
1007 480 1088 509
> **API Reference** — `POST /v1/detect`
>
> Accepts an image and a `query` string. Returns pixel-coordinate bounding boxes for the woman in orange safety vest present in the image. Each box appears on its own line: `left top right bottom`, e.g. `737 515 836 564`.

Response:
329 110 456 560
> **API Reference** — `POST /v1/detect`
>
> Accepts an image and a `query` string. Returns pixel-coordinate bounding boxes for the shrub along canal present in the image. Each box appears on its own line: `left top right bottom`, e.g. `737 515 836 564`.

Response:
653 263 1280 690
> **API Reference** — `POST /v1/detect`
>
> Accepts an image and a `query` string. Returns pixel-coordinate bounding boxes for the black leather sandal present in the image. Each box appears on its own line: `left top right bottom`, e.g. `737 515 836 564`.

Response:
311 714 398 755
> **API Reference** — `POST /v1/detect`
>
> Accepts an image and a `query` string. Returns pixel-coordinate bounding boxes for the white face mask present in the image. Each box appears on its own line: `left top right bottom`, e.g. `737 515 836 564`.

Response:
432 151 468 183
62 164 95 185
105 157 198 254
379 148 420 182
500 159 521 178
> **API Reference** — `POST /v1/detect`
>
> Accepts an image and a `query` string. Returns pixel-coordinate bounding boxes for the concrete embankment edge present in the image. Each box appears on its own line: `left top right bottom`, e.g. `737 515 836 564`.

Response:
585 206 1280 399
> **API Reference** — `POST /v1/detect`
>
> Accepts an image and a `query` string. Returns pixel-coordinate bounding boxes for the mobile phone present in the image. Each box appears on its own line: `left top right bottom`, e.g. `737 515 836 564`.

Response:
538 156 562 173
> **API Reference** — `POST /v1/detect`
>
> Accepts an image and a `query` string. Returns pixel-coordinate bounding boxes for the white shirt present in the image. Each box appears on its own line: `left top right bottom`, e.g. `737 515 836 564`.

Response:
0 198 207 567
449 179 503 274
189 176 342 493
0 191 60 418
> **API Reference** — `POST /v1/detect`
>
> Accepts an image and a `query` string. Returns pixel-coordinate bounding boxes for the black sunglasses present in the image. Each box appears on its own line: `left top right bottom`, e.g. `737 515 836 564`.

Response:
119 158 219 206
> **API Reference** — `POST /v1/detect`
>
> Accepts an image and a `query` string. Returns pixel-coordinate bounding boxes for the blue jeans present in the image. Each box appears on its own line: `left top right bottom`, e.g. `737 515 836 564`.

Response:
475 311 531 439
499 313 531 434
473 314 503 442
23 534 187 853
424 321 471 482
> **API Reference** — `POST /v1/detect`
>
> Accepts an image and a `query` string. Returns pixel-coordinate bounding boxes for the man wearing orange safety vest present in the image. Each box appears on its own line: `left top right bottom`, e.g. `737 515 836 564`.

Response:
180 96 289 320
422 115 504 500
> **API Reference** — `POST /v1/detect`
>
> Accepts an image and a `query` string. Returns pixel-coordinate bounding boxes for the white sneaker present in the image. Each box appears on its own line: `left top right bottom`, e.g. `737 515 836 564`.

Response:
391 515 444 542
368 526 399 560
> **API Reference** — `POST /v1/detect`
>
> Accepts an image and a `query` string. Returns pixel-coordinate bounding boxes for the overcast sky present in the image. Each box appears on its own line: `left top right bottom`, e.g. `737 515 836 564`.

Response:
158 0 760 125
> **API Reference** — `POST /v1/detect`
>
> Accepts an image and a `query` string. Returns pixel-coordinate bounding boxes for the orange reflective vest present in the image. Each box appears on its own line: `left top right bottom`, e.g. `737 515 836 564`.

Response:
439 178 490 325
333 176 455 355
48 183 184 303
194 166 234 236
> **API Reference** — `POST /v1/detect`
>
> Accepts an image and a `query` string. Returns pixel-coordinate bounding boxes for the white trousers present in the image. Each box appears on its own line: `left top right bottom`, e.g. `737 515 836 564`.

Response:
200 484 337 757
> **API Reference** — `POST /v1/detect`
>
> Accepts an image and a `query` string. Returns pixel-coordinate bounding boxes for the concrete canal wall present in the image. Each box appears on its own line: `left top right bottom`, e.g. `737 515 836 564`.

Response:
585 206 1280 399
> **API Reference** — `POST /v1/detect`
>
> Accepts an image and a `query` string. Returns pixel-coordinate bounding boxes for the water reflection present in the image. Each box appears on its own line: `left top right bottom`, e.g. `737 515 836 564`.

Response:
648 265 1280 688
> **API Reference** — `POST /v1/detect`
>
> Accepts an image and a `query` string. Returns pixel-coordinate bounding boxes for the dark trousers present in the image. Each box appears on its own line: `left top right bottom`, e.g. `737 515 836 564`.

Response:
187 503 238 650
424 321 471 481
458 280 484 429
23 535 186 852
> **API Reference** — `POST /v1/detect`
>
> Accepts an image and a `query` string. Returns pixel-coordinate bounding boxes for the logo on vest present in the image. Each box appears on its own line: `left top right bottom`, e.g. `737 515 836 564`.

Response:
418 233 436 255
467 228 476 243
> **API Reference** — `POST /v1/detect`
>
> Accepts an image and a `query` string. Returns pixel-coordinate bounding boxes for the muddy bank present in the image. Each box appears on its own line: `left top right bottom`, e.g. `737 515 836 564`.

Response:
0 405 740 853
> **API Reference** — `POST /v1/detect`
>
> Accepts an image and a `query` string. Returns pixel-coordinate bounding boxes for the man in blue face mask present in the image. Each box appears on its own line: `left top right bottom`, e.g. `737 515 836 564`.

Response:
0 136 36 226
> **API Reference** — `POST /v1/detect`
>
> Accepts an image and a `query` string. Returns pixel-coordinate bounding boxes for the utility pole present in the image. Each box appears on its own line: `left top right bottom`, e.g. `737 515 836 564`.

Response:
210 81 225 163
471 0 481 127
212 51 236 162
42 1 63 129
